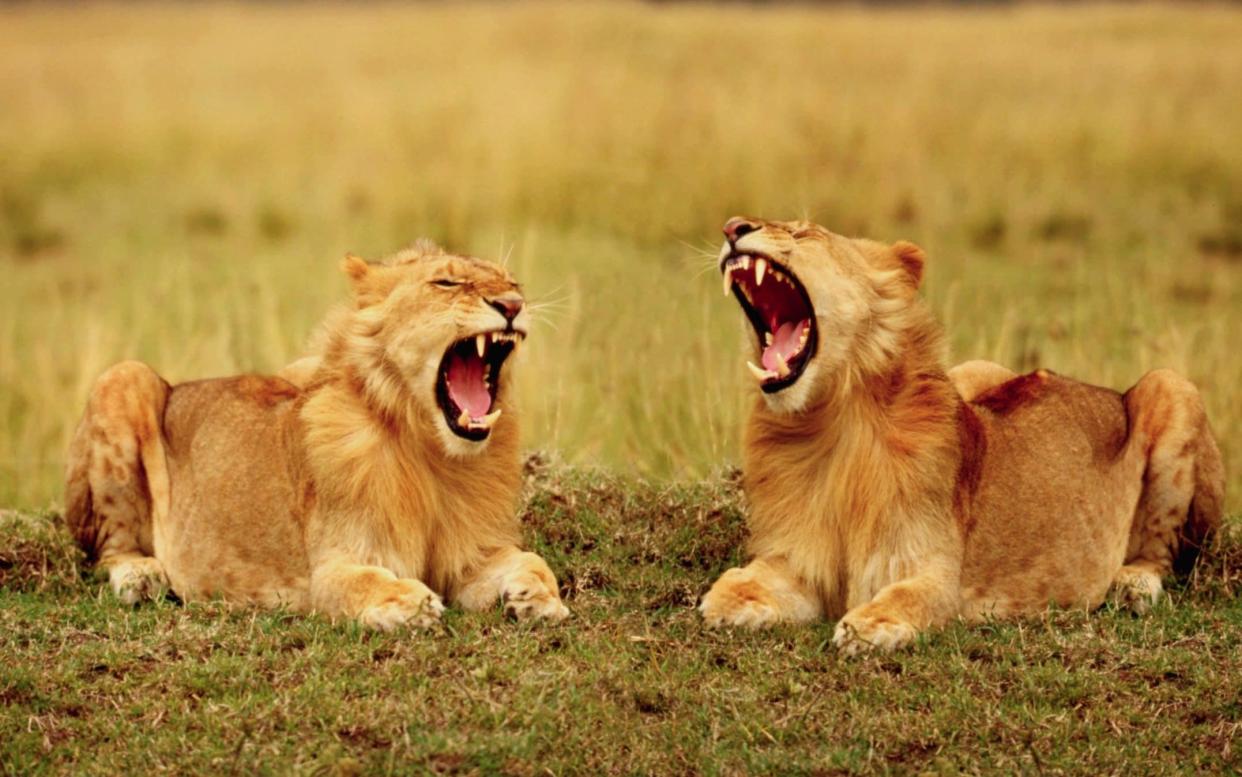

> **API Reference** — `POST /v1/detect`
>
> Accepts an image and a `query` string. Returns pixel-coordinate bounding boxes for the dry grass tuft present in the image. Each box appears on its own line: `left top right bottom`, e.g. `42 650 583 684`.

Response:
0 510 84 594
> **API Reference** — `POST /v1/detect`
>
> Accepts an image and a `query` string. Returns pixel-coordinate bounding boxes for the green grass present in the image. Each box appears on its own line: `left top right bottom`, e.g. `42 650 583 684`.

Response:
2 461 1240 775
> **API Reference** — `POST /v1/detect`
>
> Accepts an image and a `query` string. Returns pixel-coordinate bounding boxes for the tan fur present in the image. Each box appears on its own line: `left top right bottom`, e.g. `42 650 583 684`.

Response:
64 242 568 628
701 218 1224 653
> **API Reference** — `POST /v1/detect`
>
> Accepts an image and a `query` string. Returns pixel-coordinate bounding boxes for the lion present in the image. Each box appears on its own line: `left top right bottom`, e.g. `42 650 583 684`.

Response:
699 216 1224 653
63 242 569 629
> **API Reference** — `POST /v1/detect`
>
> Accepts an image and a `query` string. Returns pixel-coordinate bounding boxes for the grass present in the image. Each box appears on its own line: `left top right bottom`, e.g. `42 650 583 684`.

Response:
0 1 1240 506
2 459 1240 774
1 2 1240 773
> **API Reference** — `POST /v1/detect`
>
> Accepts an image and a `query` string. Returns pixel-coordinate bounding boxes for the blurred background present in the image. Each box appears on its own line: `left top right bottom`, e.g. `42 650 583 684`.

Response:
0 1 1238 509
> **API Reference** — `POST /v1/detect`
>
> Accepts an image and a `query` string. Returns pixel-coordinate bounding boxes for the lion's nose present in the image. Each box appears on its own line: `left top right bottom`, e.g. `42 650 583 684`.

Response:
488 293 524 322
723 216 761 245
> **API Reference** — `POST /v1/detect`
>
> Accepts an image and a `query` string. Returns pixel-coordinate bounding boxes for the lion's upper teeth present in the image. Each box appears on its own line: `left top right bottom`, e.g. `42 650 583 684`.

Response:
754 258 766 287
723 267 734 296
476 334 486 357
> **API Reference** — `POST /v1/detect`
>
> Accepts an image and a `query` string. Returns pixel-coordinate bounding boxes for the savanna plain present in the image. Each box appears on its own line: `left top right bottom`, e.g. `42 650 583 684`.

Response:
1 2 1239 773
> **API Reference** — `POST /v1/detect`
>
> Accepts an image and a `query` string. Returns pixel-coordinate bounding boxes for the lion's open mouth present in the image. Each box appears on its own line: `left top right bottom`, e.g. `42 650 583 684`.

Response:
435 330 523 441
722 253 817 393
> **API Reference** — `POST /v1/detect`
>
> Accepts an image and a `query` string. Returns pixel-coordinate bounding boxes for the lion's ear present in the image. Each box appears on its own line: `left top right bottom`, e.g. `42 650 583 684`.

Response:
341 253 386 307
341 253 370 282
892 241 926 289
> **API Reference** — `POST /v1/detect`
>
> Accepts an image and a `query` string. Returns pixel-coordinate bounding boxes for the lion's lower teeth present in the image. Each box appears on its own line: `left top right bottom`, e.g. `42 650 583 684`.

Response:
774 352 791 378
471 409 502 429
747 361 777 381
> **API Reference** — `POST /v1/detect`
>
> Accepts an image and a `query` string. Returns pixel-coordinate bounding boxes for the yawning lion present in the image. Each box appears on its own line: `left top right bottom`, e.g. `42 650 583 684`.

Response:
64 242 568 629
700 217 1223 653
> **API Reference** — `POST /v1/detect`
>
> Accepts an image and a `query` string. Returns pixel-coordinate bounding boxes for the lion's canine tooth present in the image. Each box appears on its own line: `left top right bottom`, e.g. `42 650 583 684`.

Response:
774 352 790 378
476 334 486 357
754 258 766 287
457 409 471 427
747 361 777 382
764 332 773 346
476 408 502 428
723 267 734 296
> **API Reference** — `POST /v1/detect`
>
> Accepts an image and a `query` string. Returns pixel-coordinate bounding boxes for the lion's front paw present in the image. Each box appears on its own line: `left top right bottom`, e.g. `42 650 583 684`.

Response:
108 556 169 605
833 610 917 656
1110 566 1164 615
360 580 445 632
502 574 569 622
699 569 778 629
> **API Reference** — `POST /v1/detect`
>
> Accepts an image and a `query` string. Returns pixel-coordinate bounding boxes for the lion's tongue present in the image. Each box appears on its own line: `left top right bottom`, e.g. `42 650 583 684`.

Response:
761 319 809 372
446 353 491 419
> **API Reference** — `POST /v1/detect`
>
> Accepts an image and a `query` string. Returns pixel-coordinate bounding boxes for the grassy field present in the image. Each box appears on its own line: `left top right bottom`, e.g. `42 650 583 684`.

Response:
1 1 1240 773
3 461 1241 774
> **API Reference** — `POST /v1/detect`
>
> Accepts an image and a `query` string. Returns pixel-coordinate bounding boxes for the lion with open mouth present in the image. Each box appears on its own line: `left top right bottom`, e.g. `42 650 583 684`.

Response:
700 217 1224 653
64 241 568 629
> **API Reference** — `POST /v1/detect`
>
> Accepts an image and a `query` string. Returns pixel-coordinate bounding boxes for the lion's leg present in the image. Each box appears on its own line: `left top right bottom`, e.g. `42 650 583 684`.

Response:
309 554 444 631
833 561 960 655
947 360 1017 402
1113 369 1224 613
948 360 1017 402
456 547 569 622
63 361 172 605
275 356 321 389
699 556 822 628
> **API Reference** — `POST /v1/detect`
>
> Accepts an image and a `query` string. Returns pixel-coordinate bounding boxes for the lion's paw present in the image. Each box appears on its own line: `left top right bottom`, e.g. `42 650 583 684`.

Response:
109 556 169 605
1110 566 1164 615
502 574 569 622
360 581 444 632
832 611 917 656
699 569 779 629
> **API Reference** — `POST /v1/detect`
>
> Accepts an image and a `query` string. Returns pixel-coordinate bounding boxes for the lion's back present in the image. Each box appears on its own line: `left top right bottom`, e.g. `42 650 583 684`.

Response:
960 370 1144 615
158 374 312 607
